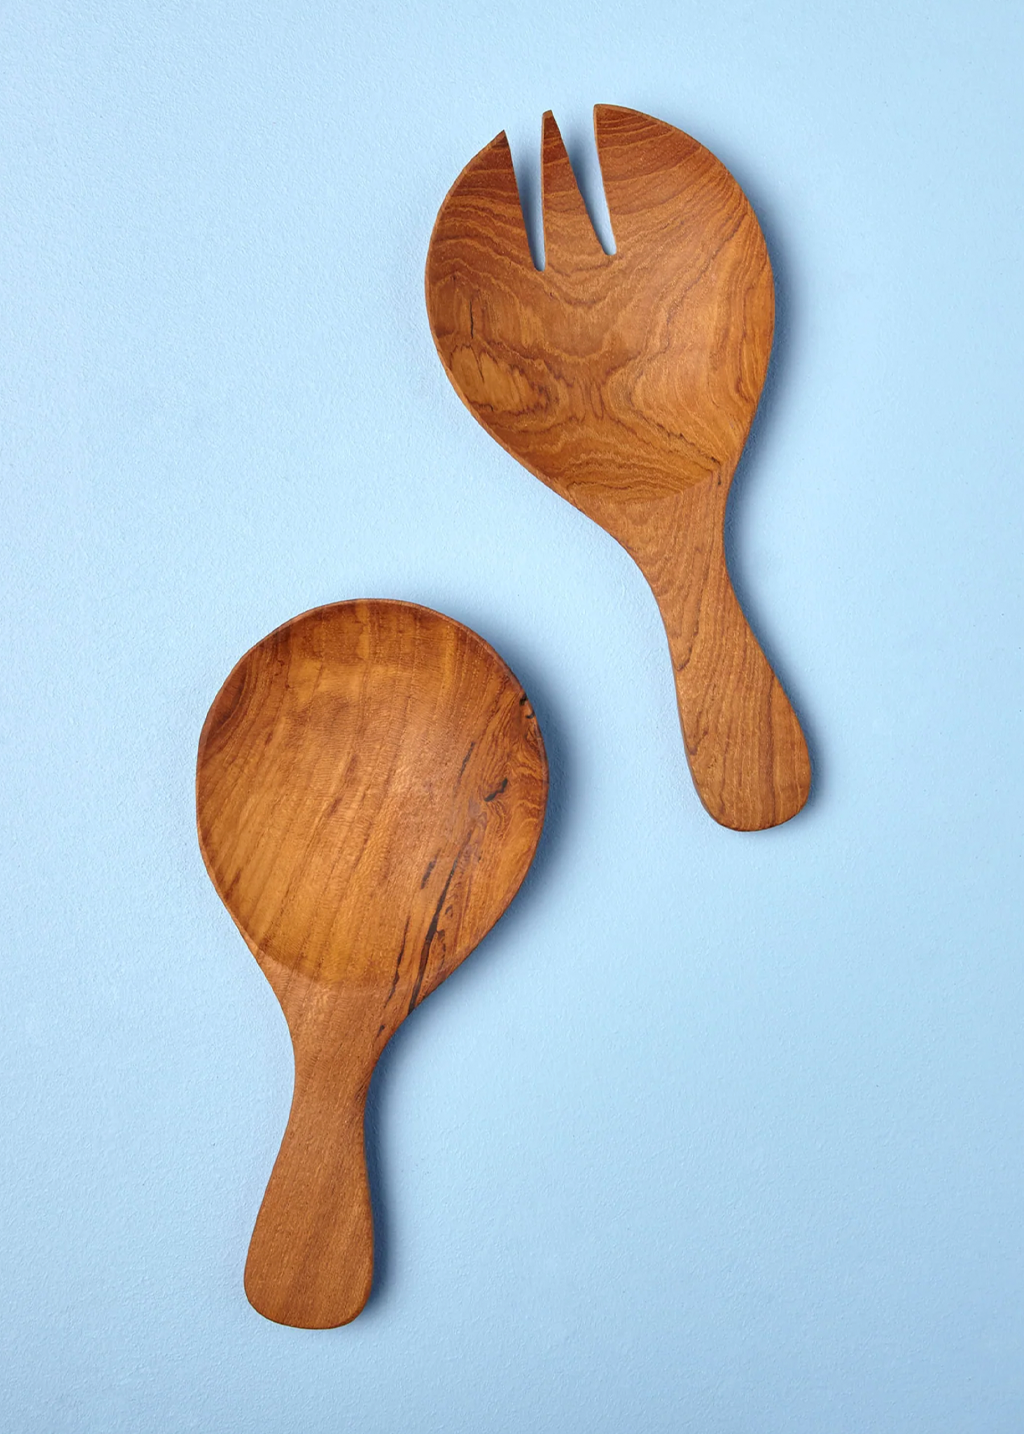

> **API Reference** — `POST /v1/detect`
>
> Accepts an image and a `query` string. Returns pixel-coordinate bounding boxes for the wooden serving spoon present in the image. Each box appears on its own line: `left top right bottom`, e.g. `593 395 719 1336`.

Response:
196 600 548 1327
426 105 810 830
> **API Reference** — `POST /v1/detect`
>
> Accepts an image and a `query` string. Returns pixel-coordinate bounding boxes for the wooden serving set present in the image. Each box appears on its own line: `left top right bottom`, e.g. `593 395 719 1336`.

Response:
197 107 809 1328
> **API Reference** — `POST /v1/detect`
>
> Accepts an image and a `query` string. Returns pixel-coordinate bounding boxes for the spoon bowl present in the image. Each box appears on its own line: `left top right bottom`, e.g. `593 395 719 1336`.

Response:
196 600 548 1326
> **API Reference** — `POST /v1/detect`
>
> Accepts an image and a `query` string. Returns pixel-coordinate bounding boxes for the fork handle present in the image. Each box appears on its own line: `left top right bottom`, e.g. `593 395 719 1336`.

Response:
630 474 811 830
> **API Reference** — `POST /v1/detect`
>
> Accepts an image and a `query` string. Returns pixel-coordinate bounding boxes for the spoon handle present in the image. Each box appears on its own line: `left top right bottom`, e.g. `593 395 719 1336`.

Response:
631 476 811 830
244 1033 375 1328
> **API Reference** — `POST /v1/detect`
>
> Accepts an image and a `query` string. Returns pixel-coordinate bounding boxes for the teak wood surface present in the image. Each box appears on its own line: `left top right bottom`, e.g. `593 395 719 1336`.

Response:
196 600 548 1328
426 105 811 830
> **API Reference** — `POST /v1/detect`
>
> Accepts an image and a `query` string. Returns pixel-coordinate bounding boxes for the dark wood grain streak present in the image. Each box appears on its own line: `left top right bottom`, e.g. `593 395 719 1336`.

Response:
426 105 811 830
196 600 548 1328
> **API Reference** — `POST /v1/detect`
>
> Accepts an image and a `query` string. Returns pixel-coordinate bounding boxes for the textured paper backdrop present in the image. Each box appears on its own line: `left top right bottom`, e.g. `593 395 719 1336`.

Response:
3 2 1023 1429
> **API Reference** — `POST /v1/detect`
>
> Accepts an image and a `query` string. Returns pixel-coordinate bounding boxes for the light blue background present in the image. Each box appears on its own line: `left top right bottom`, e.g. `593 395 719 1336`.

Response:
3 1 1024 1429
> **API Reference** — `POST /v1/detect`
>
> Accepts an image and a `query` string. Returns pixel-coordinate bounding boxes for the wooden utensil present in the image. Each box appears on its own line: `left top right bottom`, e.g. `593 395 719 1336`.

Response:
196 600 548 1327
425 105 810 830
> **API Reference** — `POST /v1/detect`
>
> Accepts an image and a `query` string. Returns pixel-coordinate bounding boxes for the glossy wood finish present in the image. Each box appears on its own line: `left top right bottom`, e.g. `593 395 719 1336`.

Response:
426 105 810 830
196 601 548 1327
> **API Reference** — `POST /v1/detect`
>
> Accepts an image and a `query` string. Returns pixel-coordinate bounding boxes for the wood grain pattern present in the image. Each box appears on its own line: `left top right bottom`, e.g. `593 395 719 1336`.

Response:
425 105 811 830
196 600 548 1328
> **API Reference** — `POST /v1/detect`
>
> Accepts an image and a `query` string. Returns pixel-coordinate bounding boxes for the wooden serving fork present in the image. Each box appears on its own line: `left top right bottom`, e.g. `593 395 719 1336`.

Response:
426 106 810 830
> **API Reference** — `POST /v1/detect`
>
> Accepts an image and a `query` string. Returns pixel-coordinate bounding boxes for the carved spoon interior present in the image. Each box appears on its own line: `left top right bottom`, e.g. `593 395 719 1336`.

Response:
196 600 548 1327
426 105 810 830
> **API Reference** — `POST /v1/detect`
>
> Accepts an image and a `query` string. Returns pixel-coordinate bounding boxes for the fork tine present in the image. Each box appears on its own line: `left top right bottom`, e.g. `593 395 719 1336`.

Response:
541 112 605 272
593 105 707 245
428 130 533 273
